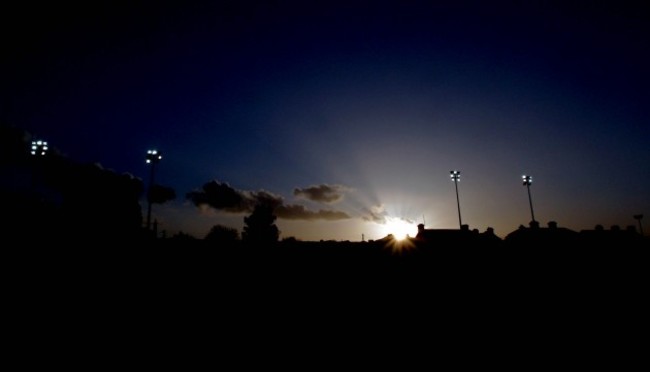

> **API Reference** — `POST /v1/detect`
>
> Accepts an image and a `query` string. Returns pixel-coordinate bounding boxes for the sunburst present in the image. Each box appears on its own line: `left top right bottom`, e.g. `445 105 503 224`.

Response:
381 217 417 254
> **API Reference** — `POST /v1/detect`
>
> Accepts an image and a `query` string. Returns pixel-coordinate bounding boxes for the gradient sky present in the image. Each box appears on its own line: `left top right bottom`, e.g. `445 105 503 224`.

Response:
3 1 649 240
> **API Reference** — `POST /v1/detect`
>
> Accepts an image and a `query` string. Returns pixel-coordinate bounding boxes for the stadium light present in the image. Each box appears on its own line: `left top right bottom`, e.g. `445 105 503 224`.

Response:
145 149 163 231
31 140 48 156
522 175 535 223
450 170 462 228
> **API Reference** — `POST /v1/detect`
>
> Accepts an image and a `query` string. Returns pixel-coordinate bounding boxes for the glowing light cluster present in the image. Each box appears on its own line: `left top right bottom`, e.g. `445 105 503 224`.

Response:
31 140 48 156
146 149 162 164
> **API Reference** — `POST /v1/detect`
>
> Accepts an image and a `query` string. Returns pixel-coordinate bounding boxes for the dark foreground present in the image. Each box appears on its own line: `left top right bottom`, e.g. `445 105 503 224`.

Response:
12 236 648 284
7 236 648 361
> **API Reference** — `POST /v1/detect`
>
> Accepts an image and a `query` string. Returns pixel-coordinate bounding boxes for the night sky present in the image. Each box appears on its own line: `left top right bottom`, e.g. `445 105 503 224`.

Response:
3 1 649 240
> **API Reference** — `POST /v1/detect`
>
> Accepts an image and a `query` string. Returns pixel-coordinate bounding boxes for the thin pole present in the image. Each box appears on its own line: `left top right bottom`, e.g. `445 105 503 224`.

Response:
527 183 535 223
146 162 156 230
455 180 462 228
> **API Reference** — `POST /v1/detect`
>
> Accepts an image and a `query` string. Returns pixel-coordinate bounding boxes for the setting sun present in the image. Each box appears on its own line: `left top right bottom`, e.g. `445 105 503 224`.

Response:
383 217 416 241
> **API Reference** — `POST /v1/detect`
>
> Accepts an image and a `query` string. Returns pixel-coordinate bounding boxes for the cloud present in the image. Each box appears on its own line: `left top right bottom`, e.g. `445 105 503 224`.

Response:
293 184 348 204
188 180 350 221
186 180 281 213
362 204 387 223
276 204 350 220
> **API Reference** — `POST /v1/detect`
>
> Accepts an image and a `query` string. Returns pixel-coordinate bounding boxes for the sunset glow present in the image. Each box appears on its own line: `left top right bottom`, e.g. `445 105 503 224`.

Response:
4 2 648 241
383 217 416 241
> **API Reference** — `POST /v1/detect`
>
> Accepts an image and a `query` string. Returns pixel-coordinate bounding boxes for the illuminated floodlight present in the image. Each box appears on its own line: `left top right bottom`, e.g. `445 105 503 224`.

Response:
145 149 163 231
522 174 535 222
31 140 48 156
146 149 162 164
450 170 462 228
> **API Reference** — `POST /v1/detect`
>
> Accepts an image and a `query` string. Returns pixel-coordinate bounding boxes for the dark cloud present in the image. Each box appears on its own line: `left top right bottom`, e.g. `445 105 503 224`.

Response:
0 124 66 167
293 184 348 204
276 204 350 221
188 180 350 221
253 190 284 210
148 184 176 204
187 180 264 213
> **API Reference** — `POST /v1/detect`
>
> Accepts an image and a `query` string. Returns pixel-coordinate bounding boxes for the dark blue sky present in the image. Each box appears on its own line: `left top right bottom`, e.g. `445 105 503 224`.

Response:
3 1 649 239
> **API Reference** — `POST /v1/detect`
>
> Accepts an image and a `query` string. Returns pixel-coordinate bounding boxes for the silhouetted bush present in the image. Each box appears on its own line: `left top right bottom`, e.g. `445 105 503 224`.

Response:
205 224 239 245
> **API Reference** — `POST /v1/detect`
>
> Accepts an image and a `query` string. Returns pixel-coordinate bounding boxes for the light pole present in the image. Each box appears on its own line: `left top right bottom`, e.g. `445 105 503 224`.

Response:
29 139 49 194
522 175 535 223
633 214 644 236
145 149 162 231
450 170 462 228
31 140 48 156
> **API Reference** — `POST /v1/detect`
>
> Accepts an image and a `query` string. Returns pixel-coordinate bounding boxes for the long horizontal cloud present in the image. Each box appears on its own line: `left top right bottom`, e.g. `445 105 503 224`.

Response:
293 184 348 204
187 181 281 213
187 180 350 221
276 204 350 220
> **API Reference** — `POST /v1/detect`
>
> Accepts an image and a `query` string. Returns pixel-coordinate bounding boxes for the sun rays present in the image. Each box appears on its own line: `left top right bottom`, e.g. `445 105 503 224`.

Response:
380 216 417 254
382 216 416 241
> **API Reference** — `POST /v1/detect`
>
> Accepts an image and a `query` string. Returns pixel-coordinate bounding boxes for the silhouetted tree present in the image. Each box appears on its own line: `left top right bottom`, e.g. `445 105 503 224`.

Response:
205 224 239 244
282 236 299 243
242 204 279 245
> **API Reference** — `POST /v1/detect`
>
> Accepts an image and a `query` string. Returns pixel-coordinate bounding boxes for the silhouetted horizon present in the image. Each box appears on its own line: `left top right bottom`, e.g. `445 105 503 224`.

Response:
2 122 647 245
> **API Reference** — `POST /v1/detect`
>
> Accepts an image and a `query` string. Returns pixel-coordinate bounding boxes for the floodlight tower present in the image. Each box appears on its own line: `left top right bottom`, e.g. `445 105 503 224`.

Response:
450 170 462 229
145 149 162 231
522 175 535 223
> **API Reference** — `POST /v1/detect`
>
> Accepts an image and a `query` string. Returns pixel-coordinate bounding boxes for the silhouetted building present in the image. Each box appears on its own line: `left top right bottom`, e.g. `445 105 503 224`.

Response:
579 224 644 247
504 221 579 247
415 223 502 248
